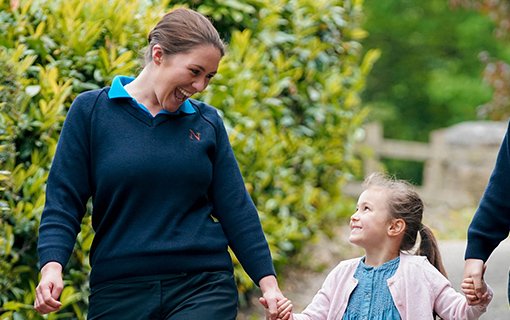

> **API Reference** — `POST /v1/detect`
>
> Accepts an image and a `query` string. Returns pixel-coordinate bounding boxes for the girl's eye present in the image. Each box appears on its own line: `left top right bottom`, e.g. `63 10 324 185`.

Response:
190 69 200 75
206 74 215 79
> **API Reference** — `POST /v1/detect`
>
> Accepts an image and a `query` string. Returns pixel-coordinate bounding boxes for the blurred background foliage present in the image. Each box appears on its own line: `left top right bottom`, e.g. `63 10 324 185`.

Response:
450 0 510 121
0 0 375 318
361 0 510 183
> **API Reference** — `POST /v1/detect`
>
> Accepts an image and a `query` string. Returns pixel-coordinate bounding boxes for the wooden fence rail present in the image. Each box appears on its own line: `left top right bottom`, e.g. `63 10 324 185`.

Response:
343 121 507 209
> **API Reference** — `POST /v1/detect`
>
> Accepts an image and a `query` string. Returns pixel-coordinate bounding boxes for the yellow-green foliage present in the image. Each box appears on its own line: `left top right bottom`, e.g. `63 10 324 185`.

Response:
0 0 377 317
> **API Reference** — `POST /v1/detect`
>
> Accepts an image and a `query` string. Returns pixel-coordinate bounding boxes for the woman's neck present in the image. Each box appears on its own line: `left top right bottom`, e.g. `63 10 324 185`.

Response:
124 67 162 116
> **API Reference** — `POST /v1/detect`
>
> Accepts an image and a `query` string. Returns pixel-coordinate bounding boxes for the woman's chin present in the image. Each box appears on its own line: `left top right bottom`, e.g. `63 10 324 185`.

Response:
163 99 180 113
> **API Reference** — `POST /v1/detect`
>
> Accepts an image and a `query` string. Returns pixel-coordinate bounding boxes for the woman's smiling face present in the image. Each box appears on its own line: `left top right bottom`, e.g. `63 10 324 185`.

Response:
152 44 221 112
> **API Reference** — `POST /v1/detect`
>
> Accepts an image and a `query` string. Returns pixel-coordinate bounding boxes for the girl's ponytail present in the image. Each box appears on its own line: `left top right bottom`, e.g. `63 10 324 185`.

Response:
417 224 448 278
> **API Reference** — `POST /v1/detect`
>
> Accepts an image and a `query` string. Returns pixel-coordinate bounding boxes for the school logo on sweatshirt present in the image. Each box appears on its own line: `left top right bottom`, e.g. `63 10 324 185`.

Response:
189 129 201 141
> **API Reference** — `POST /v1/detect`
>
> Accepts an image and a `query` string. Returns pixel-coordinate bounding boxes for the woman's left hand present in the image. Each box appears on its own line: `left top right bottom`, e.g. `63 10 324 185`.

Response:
258 275 286 320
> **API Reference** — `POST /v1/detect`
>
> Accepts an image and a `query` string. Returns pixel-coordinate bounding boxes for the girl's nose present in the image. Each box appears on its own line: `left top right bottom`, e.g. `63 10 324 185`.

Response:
350 211 359 221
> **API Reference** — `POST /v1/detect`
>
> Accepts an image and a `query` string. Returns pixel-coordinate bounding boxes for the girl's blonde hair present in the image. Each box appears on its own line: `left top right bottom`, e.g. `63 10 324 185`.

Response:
363 172 447 277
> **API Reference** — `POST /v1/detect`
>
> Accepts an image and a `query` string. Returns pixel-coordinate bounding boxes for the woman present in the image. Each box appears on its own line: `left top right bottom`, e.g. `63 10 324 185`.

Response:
34 8 284 319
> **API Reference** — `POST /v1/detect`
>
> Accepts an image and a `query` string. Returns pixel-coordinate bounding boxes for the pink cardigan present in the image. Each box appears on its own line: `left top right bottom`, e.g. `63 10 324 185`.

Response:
293 253 492 320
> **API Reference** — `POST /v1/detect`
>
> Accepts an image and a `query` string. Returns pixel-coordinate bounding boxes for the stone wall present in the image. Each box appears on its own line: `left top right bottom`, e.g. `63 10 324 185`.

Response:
437 121 507 207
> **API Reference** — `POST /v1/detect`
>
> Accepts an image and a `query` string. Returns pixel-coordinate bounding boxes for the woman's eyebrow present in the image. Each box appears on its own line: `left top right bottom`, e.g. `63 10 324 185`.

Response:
190 64 217 74
190 64 205 71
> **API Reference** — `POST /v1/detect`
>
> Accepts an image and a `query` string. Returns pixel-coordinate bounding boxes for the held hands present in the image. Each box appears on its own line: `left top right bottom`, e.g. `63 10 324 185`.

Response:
34 262 63 314
462 259 488 306
258 275 288 320
260 297 293 320
461 277 490 306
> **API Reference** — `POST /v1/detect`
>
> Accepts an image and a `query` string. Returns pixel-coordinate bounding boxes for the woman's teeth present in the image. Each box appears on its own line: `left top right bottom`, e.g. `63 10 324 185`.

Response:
176 87 192 101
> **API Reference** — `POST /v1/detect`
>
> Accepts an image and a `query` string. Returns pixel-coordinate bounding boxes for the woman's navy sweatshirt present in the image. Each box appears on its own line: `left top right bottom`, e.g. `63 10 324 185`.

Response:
465 121 510 262
37 88 275 287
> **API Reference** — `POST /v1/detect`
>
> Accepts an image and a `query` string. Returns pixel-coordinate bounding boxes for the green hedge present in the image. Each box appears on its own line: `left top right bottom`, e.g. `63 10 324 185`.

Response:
0 0 378 318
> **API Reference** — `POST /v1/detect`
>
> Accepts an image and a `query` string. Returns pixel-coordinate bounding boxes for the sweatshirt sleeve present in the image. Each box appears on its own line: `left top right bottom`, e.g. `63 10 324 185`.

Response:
208 112 276 284
37 91 96 270
465 121 510 261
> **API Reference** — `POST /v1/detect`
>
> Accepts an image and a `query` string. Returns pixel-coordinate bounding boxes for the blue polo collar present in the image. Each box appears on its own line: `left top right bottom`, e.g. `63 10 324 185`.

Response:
108 75 196 115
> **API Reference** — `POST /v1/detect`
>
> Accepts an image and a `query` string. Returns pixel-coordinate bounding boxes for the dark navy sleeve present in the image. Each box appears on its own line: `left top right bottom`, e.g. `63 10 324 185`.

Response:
465 121 510 261
209 111 276 284
37 91 96 269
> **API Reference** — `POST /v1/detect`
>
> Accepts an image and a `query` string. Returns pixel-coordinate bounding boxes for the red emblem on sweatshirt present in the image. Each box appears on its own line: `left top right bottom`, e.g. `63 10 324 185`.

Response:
189 129 201 141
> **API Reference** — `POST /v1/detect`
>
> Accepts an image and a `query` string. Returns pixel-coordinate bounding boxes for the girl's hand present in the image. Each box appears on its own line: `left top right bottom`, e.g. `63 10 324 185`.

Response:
276 297 293 320
461 277 489 306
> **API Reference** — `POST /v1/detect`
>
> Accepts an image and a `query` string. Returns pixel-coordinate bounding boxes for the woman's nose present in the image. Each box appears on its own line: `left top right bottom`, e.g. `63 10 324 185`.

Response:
192 77 208 92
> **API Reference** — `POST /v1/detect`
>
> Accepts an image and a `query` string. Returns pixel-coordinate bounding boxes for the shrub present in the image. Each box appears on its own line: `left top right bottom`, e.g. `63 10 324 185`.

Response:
0 0 377 317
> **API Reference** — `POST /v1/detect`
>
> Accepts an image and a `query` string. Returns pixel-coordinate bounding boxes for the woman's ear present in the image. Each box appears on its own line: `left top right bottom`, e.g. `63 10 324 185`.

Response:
151 44 164 65
388 218 405 237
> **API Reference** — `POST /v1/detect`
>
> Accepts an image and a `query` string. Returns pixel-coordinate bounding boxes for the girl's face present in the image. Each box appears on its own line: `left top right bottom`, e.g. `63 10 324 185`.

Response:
349 187 394 250
153 44 221 112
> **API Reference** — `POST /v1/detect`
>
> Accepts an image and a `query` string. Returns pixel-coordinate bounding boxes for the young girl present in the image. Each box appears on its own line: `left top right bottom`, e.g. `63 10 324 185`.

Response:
262 172 492 320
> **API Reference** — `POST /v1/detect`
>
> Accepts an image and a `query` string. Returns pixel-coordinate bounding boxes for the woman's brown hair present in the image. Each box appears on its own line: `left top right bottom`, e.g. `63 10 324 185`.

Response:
363 172 448 278
144 8 225 64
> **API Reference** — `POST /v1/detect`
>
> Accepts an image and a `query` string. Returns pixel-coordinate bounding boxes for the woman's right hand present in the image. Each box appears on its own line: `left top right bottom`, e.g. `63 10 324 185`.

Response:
463 258 487 304
34 262 64 314
260 296 293 320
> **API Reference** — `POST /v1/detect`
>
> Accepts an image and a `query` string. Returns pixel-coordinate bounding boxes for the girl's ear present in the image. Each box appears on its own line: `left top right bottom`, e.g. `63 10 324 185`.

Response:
388 218 405 237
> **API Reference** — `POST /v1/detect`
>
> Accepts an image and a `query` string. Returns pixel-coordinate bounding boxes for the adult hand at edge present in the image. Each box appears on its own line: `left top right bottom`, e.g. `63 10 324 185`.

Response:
463 258 487 301
259 297 293 320
34 261 64 314
259 275 285 320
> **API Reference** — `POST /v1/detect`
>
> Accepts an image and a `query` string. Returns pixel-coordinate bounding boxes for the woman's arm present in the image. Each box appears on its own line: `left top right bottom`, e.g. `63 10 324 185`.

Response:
464 121 510 299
